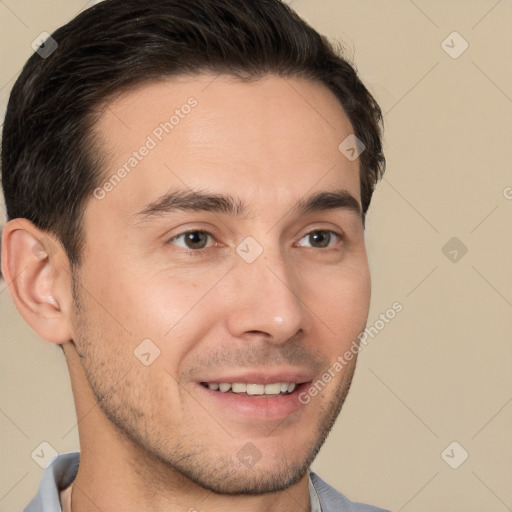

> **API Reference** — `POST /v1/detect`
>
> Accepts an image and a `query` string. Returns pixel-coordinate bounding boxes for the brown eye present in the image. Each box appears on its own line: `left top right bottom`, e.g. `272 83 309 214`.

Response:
169 231 213 250
298 230 341 249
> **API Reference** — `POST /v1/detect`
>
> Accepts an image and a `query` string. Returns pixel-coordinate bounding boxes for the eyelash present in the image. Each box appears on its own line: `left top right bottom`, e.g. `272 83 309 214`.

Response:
167 229 343 256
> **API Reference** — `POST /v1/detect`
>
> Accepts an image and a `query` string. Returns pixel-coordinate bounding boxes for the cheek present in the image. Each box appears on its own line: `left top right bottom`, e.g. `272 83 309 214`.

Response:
312 260 371 342
82 257 192 337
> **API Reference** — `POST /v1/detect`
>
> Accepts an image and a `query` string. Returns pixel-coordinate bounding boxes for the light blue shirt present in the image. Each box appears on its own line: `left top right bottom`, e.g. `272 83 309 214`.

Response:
24 452 390 512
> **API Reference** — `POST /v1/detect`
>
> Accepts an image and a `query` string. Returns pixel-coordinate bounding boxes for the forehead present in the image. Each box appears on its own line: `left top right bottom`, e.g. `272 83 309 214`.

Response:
88 73 360 225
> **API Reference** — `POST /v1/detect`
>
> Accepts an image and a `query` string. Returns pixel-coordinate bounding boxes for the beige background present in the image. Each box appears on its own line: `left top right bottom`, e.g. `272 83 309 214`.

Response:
1 1 511 511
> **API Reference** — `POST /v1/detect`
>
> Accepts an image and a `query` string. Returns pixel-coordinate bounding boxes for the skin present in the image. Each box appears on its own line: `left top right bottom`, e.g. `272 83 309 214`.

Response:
2 74 371 512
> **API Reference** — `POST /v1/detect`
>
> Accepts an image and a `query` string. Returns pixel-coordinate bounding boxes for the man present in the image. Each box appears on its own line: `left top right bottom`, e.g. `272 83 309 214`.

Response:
1 0 388 510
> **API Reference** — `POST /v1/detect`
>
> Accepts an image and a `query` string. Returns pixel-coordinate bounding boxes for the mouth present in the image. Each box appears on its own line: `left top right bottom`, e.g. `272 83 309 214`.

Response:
199 381 299 396
196 380 312 420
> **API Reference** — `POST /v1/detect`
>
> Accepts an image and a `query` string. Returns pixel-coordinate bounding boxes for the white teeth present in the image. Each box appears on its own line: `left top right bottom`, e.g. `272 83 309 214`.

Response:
206 382 298 395
231 383 247 393
264 383 282 395
246 384 265 395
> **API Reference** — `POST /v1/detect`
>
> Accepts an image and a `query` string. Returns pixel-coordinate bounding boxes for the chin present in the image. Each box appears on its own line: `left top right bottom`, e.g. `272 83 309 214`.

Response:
183 459 310 495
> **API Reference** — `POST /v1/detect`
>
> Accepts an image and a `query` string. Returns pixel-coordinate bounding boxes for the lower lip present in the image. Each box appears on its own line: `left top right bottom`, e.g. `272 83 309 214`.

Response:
195 382 310 421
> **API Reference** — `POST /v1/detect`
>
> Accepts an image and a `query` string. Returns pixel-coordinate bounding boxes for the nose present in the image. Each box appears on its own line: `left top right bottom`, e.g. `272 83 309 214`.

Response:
224 242 306 344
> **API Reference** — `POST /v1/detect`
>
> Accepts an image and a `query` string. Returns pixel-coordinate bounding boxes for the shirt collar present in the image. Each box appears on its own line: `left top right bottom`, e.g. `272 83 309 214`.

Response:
23 452 79 512
308 470 323 512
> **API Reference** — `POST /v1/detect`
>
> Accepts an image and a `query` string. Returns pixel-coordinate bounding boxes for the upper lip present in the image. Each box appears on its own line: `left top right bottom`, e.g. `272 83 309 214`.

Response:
198 369 315 385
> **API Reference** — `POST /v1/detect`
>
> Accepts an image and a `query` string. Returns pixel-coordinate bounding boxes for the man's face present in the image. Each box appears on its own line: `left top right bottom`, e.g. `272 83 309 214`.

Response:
70 74 371 493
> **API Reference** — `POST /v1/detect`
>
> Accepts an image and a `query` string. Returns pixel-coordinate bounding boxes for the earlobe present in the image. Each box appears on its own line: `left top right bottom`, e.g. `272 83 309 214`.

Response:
1 219 73 345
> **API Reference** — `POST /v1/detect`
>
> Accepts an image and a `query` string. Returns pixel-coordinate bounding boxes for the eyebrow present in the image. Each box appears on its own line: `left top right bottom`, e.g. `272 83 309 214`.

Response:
130 187 363 226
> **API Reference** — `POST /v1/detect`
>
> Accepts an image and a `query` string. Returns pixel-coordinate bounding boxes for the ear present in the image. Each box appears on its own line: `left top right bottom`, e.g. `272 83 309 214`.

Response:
1 218 74 344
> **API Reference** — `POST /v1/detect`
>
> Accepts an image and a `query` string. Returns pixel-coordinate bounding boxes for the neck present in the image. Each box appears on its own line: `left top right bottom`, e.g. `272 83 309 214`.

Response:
69 442 311 512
